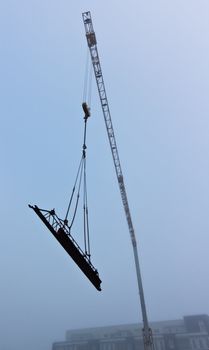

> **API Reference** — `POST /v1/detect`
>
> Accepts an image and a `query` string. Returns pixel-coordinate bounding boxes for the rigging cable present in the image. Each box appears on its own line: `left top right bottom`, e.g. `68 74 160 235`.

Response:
82 114 91 257
64 156 83 225
64 103 91 258
83 49 93 108
83 47 89 103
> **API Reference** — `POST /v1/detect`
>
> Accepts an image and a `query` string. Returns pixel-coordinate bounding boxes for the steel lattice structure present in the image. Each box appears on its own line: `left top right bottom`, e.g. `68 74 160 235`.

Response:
29 205 101 291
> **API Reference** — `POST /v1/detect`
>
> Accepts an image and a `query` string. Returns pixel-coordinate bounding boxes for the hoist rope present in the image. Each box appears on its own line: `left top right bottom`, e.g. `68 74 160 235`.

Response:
87 63 93 108
65 156 83 223
64 107 91 257
83 50 93 108
82 116 91 257
83 47 89 103
83 156 91 257
83 158 87 254
69 157 84 231
64 45 93 256
84 162 91 257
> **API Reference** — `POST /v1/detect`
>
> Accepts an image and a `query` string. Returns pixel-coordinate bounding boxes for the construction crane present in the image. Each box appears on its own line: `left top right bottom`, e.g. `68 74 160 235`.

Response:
82 11 154 350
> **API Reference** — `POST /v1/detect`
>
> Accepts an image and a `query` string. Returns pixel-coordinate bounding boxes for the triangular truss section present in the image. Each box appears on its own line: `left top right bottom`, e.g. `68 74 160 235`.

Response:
29 204 101 291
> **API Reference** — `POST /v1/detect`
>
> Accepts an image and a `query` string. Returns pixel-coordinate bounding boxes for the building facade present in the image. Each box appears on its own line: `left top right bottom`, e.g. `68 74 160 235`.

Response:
53 315 209 350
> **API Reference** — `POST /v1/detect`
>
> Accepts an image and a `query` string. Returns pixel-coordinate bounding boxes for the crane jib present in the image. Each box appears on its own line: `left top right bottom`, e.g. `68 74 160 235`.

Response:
82 11 154 350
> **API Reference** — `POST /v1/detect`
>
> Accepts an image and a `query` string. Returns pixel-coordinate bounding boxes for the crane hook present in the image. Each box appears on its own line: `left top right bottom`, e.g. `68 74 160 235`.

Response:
82 102 91 120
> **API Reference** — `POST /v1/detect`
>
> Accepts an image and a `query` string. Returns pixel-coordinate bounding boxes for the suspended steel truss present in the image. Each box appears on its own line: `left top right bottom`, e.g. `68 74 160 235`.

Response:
29 205 101 291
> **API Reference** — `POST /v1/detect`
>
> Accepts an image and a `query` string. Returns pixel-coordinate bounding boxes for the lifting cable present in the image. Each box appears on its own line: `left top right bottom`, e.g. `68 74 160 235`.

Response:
62 51 93 257
29 39 102 291
64 102 91 258
29 97 101 290
83 48 93 108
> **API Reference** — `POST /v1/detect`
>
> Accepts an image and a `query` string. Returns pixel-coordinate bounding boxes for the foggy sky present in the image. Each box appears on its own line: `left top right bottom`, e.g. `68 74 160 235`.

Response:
0 1 209 350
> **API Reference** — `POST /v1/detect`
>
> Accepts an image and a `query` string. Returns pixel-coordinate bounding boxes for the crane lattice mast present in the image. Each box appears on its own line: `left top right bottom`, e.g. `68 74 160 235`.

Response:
82 11 154 350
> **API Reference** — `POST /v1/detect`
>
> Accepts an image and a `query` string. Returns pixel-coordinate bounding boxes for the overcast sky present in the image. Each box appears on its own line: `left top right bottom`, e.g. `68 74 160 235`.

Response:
1 1 209 350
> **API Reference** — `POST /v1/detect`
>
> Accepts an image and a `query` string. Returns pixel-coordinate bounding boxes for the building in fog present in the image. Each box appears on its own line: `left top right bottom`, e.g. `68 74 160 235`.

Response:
53 314 209 350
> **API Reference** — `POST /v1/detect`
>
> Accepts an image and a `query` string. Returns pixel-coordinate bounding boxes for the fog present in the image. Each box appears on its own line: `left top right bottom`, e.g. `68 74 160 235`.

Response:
0 1 209 350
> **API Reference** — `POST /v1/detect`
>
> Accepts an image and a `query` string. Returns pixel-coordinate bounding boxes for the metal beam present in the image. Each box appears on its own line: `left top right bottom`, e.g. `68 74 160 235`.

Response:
29 205 102 291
